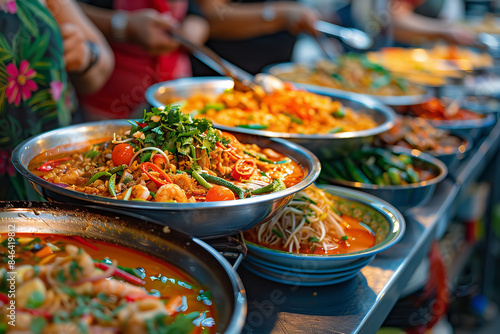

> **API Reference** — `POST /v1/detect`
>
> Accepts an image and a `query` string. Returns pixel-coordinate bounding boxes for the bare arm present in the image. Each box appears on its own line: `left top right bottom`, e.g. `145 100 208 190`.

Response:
390 1 475 45
197 0 318 40
46 0 114 95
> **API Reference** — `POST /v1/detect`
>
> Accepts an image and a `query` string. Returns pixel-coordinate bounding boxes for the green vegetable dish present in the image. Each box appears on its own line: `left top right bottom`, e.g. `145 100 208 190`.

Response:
319 147 439 186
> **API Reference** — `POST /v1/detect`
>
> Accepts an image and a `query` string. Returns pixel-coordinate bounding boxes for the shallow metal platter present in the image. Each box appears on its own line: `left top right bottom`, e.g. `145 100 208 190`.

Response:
12 120 320 239
263 62 433 106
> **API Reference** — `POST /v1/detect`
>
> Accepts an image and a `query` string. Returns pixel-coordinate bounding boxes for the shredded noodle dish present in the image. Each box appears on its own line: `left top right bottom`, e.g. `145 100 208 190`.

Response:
244 184 377 255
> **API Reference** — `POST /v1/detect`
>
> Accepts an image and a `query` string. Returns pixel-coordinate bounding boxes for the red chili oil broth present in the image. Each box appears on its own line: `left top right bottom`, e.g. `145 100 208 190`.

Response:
0 233 217 332
245 214 376 255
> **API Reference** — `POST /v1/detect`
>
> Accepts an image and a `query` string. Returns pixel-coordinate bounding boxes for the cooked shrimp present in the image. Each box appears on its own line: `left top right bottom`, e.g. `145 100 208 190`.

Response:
58 168 85 185
155 184 189 203
130 185 150 200
92 278 147 298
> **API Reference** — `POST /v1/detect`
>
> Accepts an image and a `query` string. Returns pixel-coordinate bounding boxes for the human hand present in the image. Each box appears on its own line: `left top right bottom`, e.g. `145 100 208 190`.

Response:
61 23 91 73
443 25 477 45
126 9 180 55
275 2 319 36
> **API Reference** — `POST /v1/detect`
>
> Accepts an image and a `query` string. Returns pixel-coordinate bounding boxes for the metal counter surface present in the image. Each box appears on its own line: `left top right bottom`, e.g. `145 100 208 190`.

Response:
237 117 500 334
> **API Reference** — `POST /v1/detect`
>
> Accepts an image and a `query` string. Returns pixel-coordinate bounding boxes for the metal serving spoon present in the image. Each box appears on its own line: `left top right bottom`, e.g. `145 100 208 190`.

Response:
169 30 266 97
314 20 373 50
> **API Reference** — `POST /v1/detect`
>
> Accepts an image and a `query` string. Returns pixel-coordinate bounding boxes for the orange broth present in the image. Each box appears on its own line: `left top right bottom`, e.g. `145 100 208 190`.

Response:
0 234 218 333
245 214 376 255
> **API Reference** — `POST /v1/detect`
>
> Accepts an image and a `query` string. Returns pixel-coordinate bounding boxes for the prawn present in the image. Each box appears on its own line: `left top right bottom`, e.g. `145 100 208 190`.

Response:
92 278 147 298
130 185 150 200
154 184 189 203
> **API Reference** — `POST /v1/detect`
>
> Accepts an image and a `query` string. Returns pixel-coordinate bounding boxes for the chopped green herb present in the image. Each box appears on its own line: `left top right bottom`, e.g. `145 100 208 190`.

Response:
26 290 45 309
308 237 319 243
30 317 47 334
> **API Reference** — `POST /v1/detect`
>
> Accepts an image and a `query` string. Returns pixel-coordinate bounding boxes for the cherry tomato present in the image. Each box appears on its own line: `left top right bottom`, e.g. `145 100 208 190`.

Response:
205 186 236 202
112 143 135 166
232 158 256 181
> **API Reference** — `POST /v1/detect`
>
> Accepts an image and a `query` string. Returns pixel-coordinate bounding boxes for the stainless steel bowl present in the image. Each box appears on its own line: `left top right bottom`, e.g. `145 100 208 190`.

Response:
0 201 246 333
318 146 448 212
263 62 432 106
429 131 473 168
145 77 397 160
12 120 321 239
242 185 405 286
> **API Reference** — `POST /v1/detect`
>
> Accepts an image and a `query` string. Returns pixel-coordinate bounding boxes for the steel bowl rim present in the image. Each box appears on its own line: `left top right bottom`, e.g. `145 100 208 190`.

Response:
12 120 321 210
145 76 397 140
324 146 448 190
244 184 406 261
425 112 497 130
262 62 433 106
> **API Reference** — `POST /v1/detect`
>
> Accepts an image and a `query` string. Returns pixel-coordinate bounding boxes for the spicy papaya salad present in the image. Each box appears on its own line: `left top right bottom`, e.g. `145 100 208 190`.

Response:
29 106 305 203
167 84 378 135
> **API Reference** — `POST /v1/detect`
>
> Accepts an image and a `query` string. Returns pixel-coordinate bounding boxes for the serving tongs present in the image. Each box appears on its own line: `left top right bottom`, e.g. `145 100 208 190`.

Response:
314 20 373 50
169 30 266 98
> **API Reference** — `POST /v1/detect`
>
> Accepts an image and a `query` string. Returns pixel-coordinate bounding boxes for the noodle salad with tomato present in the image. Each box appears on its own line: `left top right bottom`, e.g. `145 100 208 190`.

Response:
29 106 305 203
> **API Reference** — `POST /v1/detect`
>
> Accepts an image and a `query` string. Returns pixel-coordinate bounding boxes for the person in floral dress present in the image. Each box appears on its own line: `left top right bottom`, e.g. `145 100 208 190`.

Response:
0 0 113 200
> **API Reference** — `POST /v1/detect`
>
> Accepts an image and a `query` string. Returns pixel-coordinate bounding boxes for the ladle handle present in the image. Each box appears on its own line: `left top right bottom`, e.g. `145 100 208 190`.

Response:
170 30 253 84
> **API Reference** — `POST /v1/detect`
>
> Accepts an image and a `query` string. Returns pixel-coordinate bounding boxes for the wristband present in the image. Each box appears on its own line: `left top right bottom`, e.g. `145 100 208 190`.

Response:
111 10 128 42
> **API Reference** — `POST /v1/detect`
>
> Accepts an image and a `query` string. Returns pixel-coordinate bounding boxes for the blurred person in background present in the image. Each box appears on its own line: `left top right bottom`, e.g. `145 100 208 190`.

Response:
193 0 320 76
0 0 114 200
390 0 477 45
77 0 210 120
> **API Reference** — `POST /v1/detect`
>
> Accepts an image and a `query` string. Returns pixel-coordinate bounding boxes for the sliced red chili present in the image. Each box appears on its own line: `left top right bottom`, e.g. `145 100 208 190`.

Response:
135 121 147 129
0 292 9 304
232 158 256 181
152 154 167 168
94 262 144 285
37 158 71 171
141 162 172 188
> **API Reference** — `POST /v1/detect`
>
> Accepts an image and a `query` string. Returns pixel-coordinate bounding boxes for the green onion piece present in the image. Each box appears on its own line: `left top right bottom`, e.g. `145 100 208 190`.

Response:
341 236 348 241
332 108 346 118
192 170 213 190
284 113 303 124
204 102 226 111
85 171 111 186
243 150 291 164
140 152 152 164
308 236 319 242
199 173 246 199
108 173 117 197
329 126 343 134
84 150 99 160
250 179 286 195
123 187 133 201
272 229 283 238
236 124 268 130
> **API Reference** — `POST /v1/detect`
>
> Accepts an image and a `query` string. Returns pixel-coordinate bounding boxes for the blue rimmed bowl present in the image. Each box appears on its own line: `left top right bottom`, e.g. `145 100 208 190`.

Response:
242 185 405 285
